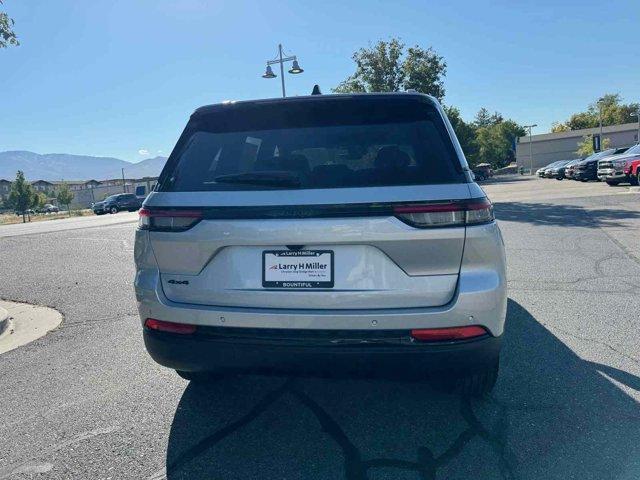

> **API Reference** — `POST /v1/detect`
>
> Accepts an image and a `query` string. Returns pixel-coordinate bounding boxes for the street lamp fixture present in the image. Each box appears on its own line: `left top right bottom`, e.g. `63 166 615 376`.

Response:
262 65 276 79
288 59 304 74
261 44 304 97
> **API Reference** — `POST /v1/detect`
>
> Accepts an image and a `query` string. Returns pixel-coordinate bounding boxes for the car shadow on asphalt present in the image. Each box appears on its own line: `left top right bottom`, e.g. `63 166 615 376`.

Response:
163 299 640 480
494 201 640 228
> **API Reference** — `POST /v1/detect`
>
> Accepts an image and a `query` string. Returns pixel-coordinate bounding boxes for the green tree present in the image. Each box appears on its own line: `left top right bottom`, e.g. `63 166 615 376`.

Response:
444 105 477 164
33 191 47 211
473 108 503 128
0 0 19 48
472 113 525 169
444 107 524 168
333 38 447 100
56 183 74 215
551 122 571 133
7 171 34 223
555 94 639 131
576 135 611 157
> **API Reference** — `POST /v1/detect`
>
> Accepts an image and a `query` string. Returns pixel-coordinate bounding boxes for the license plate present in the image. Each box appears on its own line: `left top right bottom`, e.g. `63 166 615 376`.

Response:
262 250 334 288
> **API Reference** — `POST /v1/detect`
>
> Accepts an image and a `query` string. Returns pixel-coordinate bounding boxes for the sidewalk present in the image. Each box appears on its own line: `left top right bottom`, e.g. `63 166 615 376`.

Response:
0 300 62 355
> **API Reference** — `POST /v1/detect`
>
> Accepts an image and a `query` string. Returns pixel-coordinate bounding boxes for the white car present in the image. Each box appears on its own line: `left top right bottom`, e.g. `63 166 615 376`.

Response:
134 92 507 396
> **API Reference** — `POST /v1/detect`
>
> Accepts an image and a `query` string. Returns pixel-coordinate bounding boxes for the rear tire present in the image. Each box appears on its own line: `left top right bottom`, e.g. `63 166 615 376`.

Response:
176 370 227 382
631 174 639 186
434 358 499 397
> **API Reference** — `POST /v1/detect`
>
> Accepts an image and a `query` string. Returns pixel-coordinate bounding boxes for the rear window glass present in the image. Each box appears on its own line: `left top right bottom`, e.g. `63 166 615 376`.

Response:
158 97 465 192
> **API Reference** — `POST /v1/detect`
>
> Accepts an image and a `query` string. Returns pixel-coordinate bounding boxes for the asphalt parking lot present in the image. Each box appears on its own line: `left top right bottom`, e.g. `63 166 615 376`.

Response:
0 176 639 480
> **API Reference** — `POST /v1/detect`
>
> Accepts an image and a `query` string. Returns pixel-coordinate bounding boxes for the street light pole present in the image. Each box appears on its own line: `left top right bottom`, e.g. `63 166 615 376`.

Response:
598 101 603 151
262 44 304 98
523 124 538 175
278 44 286 98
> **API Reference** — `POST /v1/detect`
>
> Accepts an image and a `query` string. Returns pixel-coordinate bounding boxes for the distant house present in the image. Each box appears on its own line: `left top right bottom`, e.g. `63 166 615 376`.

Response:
84 179 101 189
31 180 56 193
31 180 90 193
98 178 125 187
56 181 87 191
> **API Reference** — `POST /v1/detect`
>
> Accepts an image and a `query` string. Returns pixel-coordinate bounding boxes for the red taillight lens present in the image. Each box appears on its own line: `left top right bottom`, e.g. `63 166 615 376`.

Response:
410 325 487 342
144 318 197 334
138 208 203 232
393 198 494 228
138 208 151 229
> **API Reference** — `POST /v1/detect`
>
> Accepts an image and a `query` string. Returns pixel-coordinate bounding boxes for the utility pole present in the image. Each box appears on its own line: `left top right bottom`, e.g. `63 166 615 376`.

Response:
632 107 640 144
523 124 538 175
121 168 126 193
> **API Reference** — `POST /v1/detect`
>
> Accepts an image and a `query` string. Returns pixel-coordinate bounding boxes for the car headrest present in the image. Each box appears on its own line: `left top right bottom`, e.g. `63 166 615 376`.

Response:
374 146 411 170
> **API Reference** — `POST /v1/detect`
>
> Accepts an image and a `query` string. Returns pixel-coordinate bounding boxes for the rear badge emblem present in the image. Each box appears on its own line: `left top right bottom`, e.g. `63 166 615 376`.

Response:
167 279 189 285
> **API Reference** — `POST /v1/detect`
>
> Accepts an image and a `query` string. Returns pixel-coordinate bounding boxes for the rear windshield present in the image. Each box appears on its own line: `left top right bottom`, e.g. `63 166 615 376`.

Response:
158 97 465 192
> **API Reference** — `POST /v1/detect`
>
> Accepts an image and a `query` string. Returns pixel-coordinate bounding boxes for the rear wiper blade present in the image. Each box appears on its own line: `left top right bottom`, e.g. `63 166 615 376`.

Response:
213 171 302 188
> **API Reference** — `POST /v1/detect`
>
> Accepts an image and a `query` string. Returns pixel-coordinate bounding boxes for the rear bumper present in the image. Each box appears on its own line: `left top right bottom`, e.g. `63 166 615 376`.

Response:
143 326 502 375
136 266 507 333
135 221 507 373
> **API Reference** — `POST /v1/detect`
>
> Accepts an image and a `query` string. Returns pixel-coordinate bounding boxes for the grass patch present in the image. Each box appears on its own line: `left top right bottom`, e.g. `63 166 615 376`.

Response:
0 209 94 226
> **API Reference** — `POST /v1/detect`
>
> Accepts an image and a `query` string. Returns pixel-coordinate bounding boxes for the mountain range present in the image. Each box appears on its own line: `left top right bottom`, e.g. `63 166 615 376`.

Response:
0 151 168 181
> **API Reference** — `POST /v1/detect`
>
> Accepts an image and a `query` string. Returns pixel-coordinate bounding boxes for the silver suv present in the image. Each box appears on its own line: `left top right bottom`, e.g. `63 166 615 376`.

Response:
134 93 507 396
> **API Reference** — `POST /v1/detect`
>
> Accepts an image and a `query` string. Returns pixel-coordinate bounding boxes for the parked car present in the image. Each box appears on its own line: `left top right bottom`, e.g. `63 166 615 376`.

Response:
562 159 582 180
135 92 507 396
93 193 142 215
36 203 59 213
472 163 493 181
92 200 107 215
573 148 628 182
546 160 574 179
537 161 563 177
598 144 640 185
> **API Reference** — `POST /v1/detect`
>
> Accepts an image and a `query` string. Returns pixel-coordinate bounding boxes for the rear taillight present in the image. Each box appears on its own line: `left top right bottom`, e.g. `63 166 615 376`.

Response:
138 208 203 232
393 198 494 228
410 325 487 342
144 318 197 334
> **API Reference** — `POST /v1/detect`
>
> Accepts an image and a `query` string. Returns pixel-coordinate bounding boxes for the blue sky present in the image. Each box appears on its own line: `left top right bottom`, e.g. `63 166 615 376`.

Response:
1 0 638 162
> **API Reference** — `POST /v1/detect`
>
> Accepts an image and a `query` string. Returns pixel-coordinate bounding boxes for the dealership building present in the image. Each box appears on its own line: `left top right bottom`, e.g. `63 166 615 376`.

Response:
516 122 639 171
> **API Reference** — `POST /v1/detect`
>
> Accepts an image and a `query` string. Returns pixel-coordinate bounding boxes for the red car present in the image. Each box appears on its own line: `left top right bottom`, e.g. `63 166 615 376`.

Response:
598 144 640 186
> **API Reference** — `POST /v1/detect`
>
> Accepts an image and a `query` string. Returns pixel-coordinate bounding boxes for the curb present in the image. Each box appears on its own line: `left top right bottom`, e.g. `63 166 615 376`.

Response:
0 307 8 337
